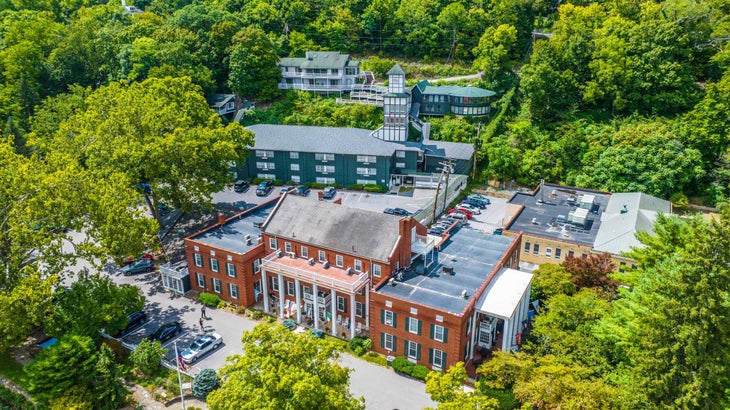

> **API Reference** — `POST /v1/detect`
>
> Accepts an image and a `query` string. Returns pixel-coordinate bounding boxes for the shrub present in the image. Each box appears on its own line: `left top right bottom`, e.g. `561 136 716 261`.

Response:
391 356 414 374
348 337 372 356
310 328 324 338
306 182 327 189
0 385 34 410
192 369 219 399
247 309 264 320
347 184 364 191
252 178 264 184
129 339 166 377
281 319 296 330
273 179 283 186
364 184 386 193
411 365 430 380
216 301 228 309
286 180 296 185
198 293 220 307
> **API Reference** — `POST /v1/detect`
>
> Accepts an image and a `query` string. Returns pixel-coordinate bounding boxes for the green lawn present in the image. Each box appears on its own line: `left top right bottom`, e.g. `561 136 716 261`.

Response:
0 351 29 390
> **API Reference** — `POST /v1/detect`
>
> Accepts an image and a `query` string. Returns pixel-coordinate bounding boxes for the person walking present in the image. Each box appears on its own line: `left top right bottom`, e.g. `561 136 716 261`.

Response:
199 317 204 332
201 305 207 319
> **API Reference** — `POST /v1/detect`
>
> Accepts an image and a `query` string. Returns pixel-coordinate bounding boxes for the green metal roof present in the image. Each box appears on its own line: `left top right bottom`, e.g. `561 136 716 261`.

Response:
386 63 406 76
279 52 352 70
422 85 496 98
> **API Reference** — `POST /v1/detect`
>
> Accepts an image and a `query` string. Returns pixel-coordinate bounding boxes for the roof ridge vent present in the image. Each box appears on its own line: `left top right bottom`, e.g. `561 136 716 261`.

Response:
620 204 629 214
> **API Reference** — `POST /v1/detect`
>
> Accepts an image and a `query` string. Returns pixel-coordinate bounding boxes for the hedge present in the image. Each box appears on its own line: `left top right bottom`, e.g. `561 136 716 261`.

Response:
198 292 220 307
0 385 34 410
391 356 431 381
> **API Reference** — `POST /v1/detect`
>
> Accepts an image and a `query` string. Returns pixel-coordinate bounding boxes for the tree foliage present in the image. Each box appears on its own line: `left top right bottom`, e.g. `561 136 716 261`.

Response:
192 368 219 399
207 323 364 410
228 26 281 101
530 261 575 301
562 253 618 296
425 362 499 410
129 338 167 377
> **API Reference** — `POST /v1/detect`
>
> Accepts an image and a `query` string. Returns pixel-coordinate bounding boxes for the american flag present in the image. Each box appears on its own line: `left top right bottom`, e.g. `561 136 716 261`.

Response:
177 353 187 372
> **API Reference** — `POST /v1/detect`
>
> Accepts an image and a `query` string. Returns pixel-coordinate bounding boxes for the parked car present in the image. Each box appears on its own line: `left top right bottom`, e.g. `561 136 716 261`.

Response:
280 185 294 194
468 194 491 205
427 227 445 235
447 208 473 219
256 180 274 196
115 310 147 337
295 185 311 196
120 253 153 267
383 208 396 215
392 208 410 216
457 204 481 215
462 198 486 209
122 258 155 276
145 321 182 343
322 186 337 199
181 333 223 363
233 180 250 193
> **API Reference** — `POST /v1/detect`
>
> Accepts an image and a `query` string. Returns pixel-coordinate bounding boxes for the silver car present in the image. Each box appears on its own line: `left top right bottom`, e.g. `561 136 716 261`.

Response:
181 333 222 363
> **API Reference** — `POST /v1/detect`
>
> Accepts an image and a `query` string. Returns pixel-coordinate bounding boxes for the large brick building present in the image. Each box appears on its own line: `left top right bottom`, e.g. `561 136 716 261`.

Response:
184 194 533 371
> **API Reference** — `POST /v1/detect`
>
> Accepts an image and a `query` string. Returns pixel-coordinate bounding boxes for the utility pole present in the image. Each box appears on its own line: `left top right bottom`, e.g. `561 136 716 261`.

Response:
431 160 454 223
441 159 454 213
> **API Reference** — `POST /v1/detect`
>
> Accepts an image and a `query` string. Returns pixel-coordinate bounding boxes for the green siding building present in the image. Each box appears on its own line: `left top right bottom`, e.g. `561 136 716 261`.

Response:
411 81 496 117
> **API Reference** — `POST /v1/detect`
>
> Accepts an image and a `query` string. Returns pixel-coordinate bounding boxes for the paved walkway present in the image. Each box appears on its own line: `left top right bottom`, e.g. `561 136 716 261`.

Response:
427 71 484 83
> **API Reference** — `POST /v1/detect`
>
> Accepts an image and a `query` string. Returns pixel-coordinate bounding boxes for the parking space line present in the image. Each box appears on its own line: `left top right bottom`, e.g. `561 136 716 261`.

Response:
160 332 187 350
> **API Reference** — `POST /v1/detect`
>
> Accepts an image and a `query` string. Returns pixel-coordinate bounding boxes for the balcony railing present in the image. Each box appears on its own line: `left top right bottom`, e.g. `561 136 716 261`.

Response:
262 252 369 293
412 234 435 255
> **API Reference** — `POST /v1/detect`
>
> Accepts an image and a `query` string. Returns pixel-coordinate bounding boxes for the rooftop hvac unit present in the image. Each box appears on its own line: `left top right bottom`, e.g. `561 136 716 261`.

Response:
245 238 252 246
244 234 251 242
346 267 353 275
389 278 396 287
276 250 283 258
323 261 330 269
442 266 454 275
308 258 315 265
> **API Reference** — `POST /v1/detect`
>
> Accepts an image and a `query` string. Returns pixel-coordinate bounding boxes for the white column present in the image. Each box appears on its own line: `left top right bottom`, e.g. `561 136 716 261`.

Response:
331 288 338 336
313 284 319 329
261 269 269 314
278 274 285 318
365 285 370 328
469 311 478 359
350 293 356 339
295 278 302 323
501 318 510 351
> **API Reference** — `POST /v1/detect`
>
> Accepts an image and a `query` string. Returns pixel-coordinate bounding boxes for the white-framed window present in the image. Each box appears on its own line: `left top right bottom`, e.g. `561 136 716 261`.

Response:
212 278 222 293
354 259 362 272
356 302 364 318
545 247 552 258
384 310 394 326
257 173 275 179
407 340 419 360
383 333 394 351
555 248 562 259
270 276 279 292
318 250 326 262
301 246 308 258
256 162 275 170
226 263 236 277
433 325 445 342
372 264 381 277
196 272 205 288
533 244 540 255
285 242 292 253
336 255 344 267
316 177 336 184
315 153 335 161
315 165 335 173
408 317 420 334
253 259 261 273
524 242 530 253
269 238 277 250
256 150 274 158
209 258 219 272
290 152 299 159
356 179 377 185
291 175 300 183
228 283 239 299
396 150 406 158
395 162 406 168
357 155 377 163
286 281 295 296
290 163 300 171
356 167 377 176
432 348 445 368
193 253 203 267
337 295 347 312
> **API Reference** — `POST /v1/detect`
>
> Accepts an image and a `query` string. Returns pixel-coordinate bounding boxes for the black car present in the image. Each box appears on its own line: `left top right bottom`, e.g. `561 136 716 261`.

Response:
256 180 274 196
295 186 311 196
322 186 337 199
116 310 147 337
392 208 410 216
146 321 182 343
234 180 249 193
122 258 155 276
383 208 396 215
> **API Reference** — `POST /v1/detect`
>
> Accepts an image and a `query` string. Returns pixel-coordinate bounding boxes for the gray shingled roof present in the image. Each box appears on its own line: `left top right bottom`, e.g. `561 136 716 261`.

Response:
262 195 401 262
279 52 351 70
405 140 474 161
387 64 406 76
246 124 420 156
593 192 671 255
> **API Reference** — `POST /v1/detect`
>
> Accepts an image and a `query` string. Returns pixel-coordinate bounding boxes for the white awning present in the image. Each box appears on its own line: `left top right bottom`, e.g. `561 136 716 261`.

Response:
475 268 533 320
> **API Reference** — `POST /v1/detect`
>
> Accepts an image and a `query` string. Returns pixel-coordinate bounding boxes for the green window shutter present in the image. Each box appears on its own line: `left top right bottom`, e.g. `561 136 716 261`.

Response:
405 316 410 332
430 324 434 339
393 312 397 328
443 352 447 367
417 343 421 360
380 333 384 348
404 340 408 355
429 348 433 364
393 336 397 353
381 309 385 324
443 328 448 343
417 320 422 336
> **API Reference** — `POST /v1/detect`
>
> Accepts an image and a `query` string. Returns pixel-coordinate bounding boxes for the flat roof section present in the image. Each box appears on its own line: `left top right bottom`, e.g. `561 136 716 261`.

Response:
191 202 276 254
377 227 514 315
475 268 533 319
507 184 610 246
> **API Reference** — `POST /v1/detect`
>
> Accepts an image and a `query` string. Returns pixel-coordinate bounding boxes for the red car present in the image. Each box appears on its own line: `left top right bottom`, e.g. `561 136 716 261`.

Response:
120 253 154 267
447 208 473 219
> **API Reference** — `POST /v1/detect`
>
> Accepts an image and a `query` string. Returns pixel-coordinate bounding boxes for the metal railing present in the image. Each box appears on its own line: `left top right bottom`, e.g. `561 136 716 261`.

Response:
262 253 369 293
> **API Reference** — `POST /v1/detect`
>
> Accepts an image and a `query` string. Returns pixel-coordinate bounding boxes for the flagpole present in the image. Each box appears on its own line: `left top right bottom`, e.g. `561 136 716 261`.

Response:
174 341 186 410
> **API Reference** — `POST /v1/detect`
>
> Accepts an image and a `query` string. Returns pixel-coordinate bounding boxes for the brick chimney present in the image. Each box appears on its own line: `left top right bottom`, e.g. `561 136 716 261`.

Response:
217 213 227 226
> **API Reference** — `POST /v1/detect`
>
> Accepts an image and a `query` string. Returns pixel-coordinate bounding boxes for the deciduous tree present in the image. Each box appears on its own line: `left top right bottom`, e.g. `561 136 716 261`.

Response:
228 27 281 101
425 362 499 409
562 253 617 296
